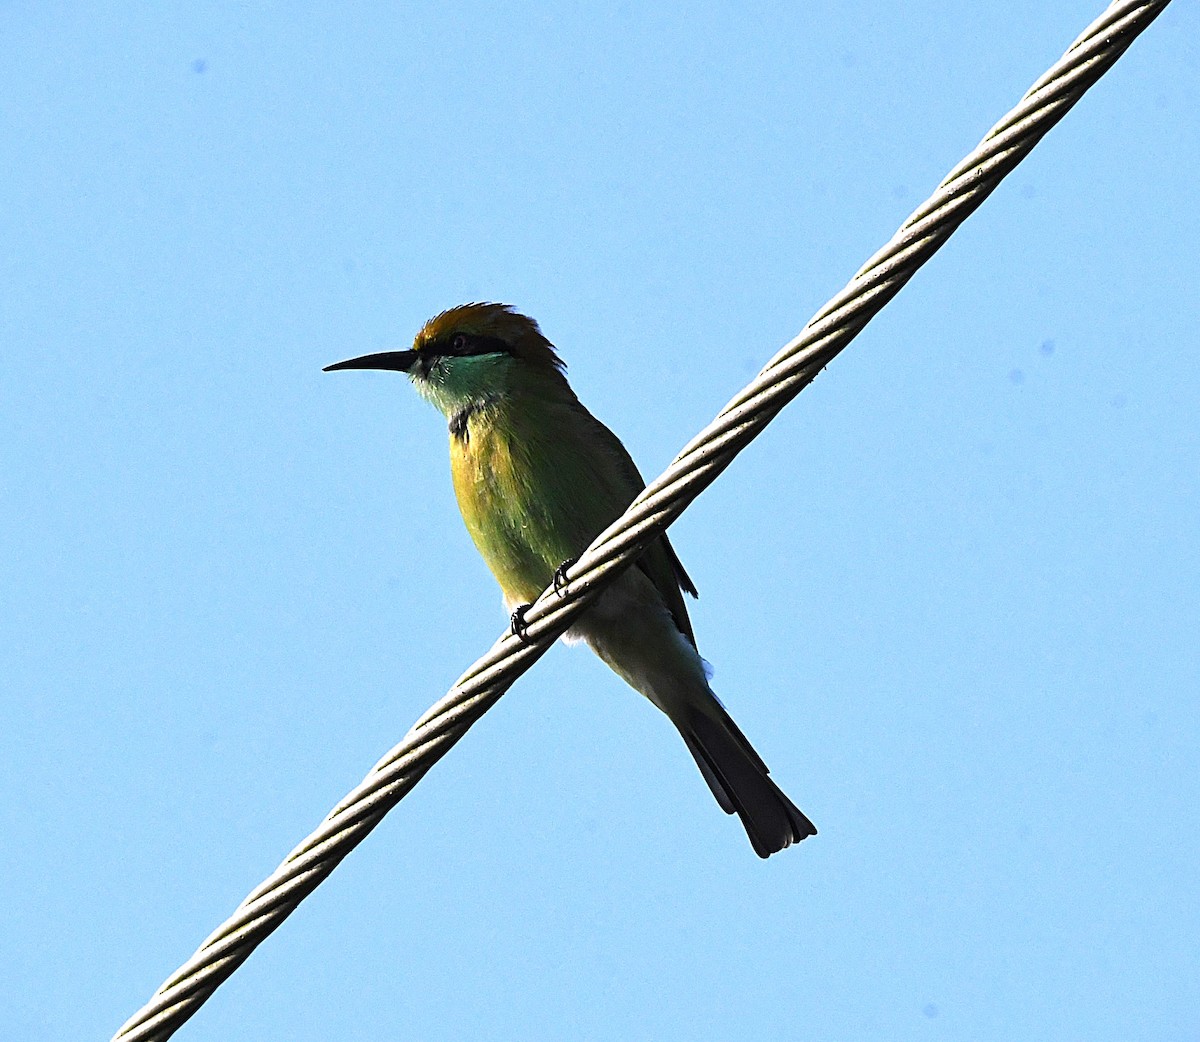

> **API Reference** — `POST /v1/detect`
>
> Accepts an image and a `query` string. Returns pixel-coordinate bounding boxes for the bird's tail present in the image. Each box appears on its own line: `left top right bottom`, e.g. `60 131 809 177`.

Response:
680 698 817 858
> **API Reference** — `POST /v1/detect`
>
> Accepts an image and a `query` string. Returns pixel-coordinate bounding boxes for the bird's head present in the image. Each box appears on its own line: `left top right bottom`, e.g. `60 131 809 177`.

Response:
324 303 567 415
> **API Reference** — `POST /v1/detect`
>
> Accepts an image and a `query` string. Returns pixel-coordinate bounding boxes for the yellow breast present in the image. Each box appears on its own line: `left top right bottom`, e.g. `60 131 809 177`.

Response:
449 408 548 604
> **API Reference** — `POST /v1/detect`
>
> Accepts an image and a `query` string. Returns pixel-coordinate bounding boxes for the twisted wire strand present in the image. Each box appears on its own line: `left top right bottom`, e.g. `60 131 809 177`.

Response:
112 3 1170 1038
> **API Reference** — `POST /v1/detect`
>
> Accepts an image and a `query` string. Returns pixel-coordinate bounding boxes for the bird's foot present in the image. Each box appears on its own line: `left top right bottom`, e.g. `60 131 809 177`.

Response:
552 557 579 596
510 603 532 642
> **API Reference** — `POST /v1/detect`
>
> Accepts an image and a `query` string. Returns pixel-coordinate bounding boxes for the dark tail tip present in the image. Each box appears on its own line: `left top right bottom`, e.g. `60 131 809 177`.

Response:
683 710 816 858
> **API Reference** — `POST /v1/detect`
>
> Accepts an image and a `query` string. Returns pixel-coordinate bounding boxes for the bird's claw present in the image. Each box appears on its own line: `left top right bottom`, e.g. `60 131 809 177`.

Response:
510 603 532 642
552 557 579 597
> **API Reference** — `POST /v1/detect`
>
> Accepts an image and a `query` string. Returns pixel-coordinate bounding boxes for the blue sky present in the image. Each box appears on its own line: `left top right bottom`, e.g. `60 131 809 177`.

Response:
3 2 1197 1040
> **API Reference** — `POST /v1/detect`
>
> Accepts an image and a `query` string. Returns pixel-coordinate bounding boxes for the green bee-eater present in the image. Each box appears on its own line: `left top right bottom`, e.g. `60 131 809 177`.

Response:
326 303 815 857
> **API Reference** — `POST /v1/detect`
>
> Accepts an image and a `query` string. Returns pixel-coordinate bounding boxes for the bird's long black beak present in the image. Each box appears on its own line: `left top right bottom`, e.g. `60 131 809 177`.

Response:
323 350 418 373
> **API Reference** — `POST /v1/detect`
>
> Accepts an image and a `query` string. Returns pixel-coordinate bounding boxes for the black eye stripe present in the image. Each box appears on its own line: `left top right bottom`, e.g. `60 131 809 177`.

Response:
438 333 513 358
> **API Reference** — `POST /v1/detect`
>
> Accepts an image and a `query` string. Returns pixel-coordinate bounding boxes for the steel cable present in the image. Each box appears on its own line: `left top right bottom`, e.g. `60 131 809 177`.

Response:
112 2 1172 1037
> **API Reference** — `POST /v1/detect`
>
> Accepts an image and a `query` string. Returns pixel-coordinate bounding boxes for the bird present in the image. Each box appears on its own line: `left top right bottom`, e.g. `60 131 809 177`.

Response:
325 303 815 857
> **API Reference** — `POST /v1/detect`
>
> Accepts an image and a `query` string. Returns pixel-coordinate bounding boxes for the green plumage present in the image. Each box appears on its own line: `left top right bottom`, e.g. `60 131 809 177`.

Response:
448 381 697 645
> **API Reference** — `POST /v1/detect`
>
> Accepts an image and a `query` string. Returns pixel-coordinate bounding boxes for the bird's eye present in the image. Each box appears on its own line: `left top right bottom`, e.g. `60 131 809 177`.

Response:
451 333 467 352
